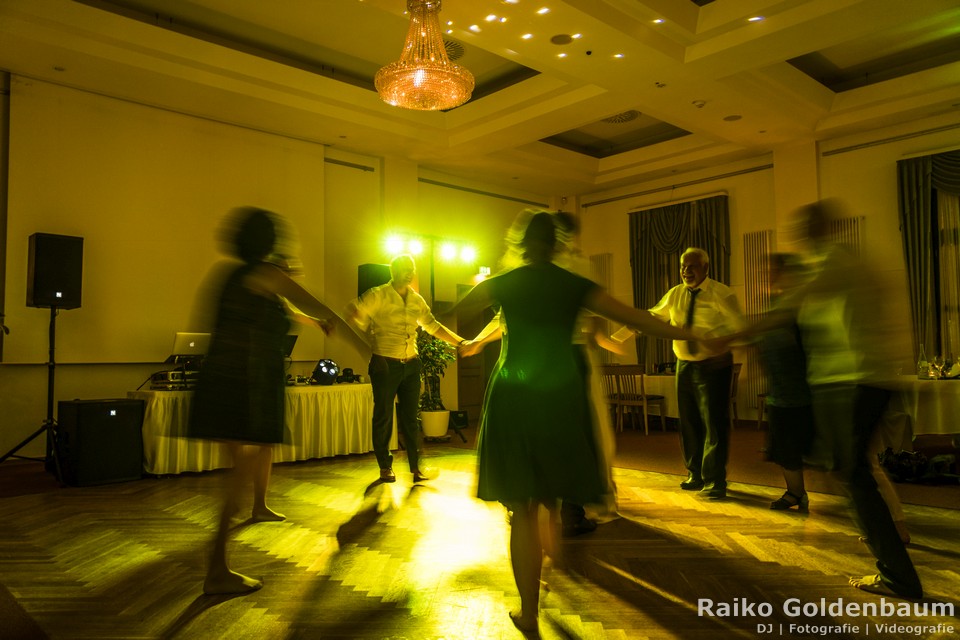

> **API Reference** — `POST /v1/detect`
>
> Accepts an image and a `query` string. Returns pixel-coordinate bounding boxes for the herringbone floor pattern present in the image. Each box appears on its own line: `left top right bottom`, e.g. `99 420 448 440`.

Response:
1 444 958 639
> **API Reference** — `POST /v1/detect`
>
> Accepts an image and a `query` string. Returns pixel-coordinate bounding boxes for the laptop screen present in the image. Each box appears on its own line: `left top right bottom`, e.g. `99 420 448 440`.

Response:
171 332 211 356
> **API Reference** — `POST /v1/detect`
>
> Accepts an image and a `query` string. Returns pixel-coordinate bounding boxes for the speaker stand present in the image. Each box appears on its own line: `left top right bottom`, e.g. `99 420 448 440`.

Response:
0 307 63 483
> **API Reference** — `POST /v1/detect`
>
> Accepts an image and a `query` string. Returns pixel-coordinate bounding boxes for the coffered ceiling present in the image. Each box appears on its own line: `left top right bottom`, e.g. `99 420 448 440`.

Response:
1 0 958 196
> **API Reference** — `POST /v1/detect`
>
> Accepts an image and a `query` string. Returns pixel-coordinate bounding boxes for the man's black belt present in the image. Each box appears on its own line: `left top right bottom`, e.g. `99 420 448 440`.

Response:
378 354 419 364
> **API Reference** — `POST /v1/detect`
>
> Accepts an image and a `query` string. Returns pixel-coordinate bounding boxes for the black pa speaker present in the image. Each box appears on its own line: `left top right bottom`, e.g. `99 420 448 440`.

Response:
27 233 83 309
357 263 391 298
56 399 144 486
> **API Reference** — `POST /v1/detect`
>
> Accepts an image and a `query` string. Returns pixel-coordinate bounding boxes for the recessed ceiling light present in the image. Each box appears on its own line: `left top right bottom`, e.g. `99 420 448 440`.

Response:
500 17 508 23
558 53 567 58
485 14 498 22
521 33 533 39
447 21 453 26
537 7 550 15
653 18 664 24
747 16 764 22
469 24 481 32
446 29 453 34
572 33 582 39
613 53 624 58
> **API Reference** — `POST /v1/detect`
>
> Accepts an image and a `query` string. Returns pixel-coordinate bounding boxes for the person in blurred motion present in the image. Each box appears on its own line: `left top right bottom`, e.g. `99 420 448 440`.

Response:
460 211 622 537
190 207 341 595
345 254 465 484
731 199 922 598
753 253 815 511
650 248 745 500
453 210 701 634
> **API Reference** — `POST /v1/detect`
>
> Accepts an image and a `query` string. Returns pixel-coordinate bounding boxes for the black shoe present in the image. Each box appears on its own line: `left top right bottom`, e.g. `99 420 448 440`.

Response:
770 491 808 512
562 517 597 538
412 468 437 482
702 485 727 500
379 468 396 483
680 476 704 491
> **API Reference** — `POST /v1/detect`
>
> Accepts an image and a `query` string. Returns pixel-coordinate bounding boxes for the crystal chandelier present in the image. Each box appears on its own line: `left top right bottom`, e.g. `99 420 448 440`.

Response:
375 0 475 111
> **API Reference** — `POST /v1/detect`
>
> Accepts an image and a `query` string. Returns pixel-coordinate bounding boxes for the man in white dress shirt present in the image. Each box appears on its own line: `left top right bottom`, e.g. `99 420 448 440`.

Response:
650 248 744 499
347 254 464 483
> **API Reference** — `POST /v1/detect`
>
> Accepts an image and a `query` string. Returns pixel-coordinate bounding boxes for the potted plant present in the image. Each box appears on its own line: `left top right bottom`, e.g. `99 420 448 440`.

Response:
416 328 457 438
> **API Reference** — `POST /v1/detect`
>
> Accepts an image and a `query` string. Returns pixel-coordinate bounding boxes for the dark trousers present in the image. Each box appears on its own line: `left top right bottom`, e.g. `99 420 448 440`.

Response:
676 354 733 489
368 354 422 472
815 384 922 598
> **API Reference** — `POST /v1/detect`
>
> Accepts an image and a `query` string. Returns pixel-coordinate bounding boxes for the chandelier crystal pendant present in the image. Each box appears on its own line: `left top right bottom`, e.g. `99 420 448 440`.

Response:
375 0 475 111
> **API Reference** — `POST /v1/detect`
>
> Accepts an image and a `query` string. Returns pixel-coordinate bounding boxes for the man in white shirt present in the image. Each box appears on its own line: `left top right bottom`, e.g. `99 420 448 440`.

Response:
346 254 465 483
650 248 744 499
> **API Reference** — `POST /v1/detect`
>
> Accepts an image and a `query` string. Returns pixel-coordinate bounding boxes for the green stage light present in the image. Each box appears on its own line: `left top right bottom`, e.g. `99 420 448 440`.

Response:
439 242 457 260
386 236 404 254
408 239 424 255
460 246 477 263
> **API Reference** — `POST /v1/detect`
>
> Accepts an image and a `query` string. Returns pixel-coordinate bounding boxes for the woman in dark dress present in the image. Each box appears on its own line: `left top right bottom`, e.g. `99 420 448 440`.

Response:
754 254 815 511
453 211 700 633
190 207 339 595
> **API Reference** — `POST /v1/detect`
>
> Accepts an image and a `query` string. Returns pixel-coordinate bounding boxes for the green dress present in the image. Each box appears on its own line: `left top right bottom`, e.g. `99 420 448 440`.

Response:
476 262 604 505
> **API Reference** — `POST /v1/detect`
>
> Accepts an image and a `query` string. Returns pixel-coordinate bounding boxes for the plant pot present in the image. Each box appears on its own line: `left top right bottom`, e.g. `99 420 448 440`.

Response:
420 410 450 438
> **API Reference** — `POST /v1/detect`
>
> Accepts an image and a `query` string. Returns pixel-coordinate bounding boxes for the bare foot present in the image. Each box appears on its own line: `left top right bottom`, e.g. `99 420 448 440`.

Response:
251 507 286 523
849 574 895 596
509 609 538 634
203 570 263 595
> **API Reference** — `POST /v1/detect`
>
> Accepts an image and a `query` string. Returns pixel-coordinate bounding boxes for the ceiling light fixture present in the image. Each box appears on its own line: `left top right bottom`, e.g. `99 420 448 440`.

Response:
375 0 475 111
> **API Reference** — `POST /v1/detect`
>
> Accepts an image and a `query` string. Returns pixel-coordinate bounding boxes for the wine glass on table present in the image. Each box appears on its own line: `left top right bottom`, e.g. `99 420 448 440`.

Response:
931 354 945 379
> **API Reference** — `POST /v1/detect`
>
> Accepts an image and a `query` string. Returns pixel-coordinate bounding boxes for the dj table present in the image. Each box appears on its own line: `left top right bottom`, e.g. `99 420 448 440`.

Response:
129 384 396 475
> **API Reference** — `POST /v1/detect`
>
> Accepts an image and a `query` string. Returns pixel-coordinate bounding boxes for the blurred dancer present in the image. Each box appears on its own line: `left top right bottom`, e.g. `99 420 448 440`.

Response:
754 253 815 511
460 211 621 536
733 200 922 598
190 207 341 595
453 210 700 633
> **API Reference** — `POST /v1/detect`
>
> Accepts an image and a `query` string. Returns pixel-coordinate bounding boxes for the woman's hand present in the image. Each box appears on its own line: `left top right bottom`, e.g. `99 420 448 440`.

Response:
316 317 337 336
459 339 485 358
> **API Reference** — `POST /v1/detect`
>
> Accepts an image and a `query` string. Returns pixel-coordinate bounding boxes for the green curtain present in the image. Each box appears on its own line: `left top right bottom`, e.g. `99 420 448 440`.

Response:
897 156 936 362
629 195 730 371
931 151 960 196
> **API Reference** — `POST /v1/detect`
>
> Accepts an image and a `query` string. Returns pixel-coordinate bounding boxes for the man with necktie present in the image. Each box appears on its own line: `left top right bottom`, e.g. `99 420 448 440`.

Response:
650 248 744 499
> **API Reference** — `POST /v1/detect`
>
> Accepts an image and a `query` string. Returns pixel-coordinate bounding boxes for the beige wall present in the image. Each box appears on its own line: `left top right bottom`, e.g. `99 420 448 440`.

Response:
577 111 960 419
4 74 960 456
0 79 544 456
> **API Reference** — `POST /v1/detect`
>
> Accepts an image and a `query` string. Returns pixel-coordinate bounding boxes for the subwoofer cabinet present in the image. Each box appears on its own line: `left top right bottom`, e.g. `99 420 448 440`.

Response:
56 399 145 486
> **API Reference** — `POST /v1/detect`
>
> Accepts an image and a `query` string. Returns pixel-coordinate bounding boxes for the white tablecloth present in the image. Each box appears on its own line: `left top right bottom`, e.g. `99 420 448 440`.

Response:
643 374 678 418
129 384 394 475
890 378 960 435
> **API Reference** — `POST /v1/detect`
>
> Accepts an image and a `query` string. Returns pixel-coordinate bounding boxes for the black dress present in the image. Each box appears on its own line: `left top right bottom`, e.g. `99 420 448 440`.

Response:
189 262 291 444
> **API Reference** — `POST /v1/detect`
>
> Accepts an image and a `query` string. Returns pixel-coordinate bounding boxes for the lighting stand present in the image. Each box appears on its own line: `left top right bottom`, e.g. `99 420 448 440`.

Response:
0 307 63 482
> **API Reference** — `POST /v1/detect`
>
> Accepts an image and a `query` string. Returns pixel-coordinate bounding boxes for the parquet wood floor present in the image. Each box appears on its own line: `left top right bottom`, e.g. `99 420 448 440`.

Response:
0 445 958 640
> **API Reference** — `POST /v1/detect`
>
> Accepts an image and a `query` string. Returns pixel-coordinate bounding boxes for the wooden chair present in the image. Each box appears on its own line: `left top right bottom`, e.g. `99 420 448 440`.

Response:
756 393 768 430
729 362 743 430
616 364 665 435
598 364 623 431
